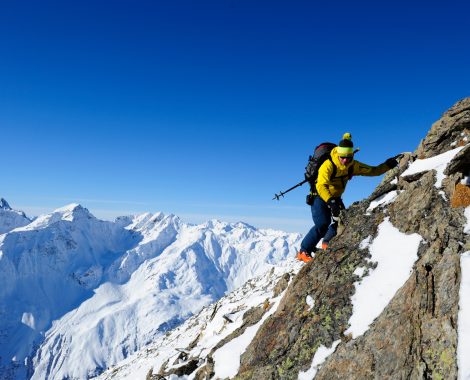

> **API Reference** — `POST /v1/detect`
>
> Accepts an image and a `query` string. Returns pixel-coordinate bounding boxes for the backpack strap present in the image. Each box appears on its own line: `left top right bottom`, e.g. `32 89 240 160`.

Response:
348 165 354 179
310 156 337 195
327 156 337 181
328 157 355 187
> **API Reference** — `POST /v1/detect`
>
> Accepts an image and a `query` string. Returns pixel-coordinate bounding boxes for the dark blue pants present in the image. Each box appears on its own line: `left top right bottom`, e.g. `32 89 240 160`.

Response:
300 195 337 254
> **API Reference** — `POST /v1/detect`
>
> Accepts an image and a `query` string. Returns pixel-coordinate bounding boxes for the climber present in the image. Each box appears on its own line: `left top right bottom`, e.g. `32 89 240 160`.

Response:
297 133 399 263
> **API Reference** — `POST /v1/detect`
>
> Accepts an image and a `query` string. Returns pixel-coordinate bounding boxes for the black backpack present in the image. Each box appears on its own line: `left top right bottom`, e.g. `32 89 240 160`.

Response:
305 142 337 190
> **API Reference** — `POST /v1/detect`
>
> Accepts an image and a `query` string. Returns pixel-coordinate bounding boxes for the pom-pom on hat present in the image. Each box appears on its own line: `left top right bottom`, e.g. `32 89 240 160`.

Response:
337 132 354 157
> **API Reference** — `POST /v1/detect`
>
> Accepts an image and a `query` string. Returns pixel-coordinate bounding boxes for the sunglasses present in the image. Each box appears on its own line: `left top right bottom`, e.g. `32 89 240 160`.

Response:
339 156 353 160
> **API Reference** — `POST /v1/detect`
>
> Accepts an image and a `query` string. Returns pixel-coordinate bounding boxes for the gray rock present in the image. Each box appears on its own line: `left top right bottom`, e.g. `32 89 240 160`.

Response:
415 97 470 158
444 144 470 176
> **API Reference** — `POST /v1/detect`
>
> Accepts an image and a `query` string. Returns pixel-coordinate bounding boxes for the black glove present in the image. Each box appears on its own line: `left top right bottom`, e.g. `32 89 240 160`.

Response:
327 197 345 219
385 157 399 169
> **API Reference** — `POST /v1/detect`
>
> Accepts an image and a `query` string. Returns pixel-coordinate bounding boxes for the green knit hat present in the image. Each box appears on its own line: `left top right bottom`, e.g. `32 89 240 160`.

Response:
337 132 354 157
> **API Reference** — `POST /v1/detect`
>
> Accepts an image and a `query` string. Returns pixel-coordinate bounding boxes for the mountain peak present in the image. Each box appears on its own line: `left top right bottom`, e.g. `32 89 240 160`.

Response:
416 96 470 158
0 198 12 210
53 203 94 222
0 198 30 234
53 203 83 213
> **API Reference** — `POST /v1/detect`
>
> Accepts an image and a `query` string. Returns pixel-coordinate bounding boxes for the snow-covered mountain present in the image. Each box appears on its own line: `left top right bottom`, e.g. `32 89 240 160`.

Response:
0 198 30 234
96 260 303 380
0 203 301 380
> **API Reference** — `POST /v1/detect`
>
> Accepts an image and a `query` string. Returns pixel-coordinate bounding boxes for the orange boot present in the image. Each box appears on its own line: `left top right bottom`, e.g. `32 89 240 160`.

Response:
321 241 329 250
296 251 313 263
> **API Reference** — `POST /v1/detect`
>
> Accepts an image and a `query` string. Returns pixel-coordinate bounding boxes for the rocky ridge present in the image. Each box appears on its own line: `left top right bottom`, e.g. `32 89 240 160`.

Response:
235 97 470 379
96 262 302 380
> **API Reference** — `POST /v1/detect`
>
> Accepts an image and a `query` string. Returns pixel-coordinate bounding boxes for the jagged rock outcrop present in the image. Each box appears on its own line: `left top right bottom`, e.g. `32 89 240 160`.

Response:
0 198 12 210
235 98 470 379
416 97 470 159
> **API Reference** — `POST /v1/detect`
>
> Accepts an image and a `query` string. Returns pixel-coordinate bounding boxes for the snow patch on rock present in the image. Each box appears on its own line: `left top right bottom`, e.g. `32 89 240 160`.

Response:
346 218 422 338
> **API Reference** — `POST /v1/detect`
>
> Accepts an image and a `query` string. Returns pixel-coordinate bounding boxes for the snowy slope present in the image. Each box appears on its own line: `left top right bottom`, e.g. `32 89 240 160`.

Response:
0 202 301 380
0 198 31 234
95 260 303 380
0 204 137 380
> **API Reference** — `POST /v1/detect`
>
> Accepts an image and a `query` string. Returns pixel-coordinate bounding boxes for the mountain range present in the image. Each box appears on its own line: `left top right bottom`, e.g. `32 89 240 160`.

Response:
0 202 300 379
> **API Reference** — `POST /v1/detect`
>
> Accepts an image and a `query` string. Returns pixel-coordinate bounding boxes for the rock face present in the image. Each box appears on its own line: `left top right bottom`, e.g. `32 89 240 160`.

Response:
416 97 470 158
235 98 470 379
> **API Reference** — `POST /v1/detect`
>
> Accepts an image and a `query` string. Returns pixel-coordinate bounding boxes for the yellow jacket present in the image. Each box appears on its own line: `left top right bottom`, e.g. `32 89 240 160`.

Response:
315 147 390 202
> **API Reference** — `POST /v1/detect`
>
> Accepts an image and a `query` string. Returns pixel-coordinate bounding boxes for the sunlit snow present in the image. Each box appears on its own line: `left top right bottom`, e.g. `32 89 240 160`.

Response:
359 236 371 250
298 340 340 380
212 290 287 379
306 295 315 310
458 206 470 380
346 218 422 338
354 267 366 277
401 147 464 187
458 251 470 380
366 190 399 214
464 207 470 235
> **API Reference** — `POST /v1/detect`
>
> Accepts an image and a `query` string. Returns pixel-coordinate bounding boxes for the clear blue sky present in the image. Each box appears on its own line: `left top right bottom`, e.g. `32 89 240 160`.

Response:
1 0 469 232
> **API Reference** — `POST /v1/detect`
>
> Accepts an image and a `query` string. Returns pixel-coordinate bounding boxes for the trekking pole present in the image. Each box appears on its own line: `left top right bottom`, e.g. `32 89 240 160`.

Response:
273 179 308 201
